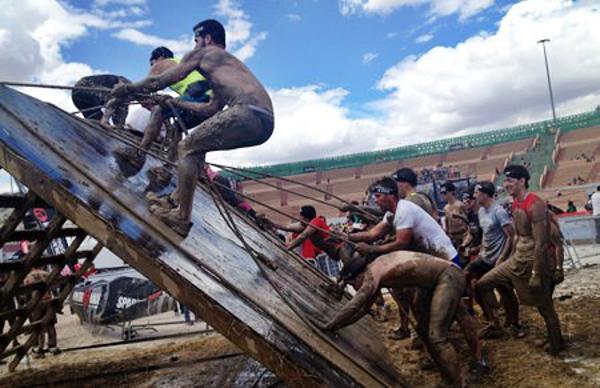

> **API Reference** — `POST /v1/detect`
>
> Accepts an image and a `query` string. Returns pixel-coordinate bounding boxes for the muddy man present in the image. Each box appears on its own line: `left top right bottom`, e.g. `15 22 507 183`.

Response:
476 164 564 355
319 251 486 387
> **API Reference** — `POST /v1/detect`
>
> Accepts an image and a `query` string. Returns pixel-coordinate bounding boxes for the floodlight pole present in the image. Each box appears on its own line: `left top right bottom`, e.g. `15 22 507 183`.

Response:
537 38 557 123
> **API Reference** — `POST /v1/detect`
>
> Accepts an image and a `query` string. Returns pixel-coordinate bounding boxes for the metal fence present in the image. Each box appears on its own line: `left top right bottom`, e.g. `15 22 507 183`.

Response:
558 215 600 269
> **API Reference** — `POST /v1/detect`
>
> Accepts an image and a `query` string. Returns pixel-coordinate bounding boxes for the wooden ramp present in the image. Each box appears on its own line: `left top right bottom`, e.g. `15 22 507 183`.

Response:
0 86 403 387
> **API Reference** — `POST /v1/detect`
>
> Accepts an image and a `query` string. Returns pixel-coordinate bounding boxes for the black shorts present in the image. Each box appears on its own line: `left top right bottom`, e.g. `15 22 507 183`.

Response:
465 257 494 278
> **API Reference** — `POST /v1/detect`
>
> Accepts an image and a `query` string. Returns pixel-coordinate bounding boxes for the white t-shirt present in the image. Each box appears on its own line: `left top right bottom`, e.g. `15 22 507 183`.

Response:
385 199 458 260
592 191 600 216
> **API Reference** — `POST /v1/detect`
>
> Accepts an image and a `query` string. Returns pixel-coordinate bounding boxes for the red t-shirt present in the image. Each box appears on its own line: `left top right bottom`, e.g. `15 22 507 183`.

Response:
512 192 539 220
310 216 330 240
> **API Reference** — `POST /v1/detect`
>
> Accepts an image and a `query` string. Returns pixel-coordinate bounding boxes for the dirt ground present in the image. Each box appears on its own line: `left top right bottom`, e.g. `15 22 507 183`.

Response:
378 262 600 387
1 261 600 387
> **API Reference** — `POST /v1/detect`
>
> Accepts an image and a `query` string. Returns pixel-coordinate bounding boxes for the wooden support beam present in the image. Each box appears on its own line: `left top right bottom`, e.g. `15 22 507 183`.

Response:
0 250 91 272
0 191 37 247
4 227 85 243
0 194 47 209
0 234 87 356
0 214 66 309
7 243 102 371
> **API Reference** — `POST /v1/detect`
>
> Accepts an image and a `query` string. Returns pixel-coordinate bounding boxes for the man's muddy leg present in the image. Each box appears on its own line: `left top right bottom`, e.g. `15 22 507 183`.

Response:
140 105 166 149
429 274 463 387
537 295 564 355
175 143 204 223
454 301 482 363
498 286 520 328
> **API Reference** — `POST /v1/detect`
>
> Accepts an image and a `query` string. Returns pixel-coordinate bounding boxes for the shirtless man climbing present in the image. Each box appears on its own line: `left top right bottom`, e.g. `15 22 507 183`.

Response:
476 164 564 355
110 19 274 237
319 251 486 387
113 46 213 179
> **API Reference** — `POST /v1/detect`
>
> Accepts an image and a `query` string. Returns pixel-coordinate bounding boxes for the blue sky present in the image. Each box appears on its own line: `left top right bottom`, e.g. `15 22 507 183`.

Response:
1 0 600 170
61 0 515 109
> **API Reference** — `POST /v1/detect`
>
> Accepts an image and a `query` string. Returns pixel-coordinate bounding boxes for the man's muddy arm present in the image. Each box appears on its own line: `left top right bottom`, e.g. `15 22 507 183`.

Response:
117 52 201 96
171 95 223 120
287 226 315 251
530 200 550 284
365 228 412 255
323 271 379 331
348 220 390 243
497 224 515 265
267 219 304 234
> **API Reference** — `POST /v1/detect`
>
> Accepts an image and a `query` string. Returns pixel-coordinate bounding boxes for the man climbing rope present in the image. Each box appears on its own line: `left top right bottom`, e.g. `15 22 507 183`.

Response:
113 46 213 180
71 74 131 125
110 19 274 237
265 205 346 260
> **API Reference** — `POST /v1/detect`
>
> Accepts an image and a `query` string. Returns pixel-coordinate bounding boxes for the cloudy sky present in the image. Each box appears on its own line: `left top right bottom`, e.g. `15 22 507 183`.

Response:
1 0 600 179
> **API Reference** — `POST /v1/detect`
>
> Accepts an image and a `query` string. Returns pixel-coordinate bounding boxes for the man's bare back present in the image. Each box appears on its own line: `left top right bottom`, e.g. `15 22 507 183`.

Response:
373 251 453 290
188 46 272 111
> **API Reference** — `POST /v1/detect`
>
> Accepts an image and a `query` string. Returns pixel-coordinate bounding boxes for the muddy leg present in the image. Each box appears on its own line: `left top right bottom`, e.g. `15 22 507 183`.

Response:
140 105 165 150
537 295 564 355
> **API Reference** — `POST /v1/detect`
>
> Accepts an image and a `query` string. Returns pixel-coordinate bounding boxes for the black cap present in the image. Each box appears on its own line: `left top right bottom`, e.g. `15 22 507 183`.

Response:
392 168 418 187
339 257 368 281
474 181 495 197
440 182 456 194
193 19 226 48
150 46 174 62
503 164 530 181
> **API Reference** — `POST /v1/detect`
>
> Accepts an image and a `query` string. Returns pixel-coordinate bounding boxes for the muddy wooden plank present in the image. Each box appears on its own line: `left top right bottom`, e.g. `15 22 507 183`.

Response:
0 85 404 386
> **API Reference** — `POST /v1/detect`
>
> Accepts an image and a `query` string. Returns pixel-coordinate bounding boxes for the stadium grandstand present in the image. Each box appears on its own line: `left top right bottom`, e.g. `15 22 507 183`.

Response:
236 108 600 222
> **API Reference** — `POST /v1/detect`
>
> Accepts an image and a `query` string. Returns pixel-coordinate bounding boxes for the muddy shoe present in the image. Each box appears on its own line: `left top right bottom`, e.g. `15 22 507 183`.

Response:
479 324 505 339
546 340 566 356
418 356 436 371
157 210 192 237
410 336 424 350
114 147 146 177
146 192 179 210
508 324 527 339
146 165 173 191
388 327 410 340
469 358 491 376
47 347 61 356
31 348 45 359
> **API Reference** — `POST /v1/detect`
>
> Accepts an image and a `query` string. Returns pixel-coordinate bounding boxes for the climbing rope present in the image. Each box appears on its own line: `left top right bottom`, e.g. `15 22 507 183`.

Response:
2 81 379 247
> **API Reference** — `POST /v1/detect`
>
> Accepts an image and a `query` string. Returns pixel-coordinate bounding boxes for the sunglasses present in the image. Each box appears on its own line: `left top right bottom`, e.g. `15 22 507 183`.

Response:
194 30 203 38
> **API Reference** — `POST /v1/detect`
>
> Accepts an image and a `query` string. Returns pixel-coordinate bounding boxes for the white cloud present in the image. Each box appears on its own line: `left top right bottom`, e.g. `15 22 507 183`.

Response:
415 33 434 43
112 28 193 56
214 0 267 61
372 0 600 145
94 0 146 6
387 32 398 38
0 0 152 112
285 13 302 22
209 85 382 166
339 0 495 20
362 52 379 64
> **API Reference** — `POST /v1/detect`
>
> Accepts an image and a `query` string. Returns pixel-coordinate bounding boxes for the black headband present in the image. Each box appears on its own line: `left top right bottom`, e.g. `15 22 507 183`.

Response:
369 184 395 195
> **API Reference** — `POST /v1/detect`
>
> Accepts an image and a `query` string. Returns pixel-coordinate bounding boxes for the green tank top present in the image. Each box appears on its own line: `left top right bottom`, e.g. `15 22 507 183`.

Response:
168 58 208 96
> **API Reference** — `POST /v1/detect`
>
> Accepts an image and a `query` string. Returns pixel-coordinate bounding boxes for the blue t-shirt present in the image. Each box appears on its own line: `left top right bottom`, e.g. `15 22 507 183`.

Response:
478 203 512 264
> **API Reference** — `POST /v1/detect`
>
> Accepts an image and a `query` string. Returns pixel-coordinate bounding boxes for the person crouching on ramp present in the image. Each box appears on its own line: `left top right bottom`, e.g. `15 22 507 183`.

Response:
110 19 274 237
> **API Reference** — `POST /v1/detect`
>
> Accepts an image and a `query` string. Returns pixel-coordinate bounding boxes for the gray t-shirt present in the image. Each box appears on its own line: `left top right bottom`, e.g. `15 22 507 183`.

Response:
478 203 512 264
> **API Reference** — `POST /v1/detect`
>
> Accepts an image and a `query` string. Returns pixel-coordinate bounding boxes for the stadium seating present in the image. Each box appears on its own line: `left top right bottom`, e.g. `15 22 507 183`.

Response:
242 108 600 221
